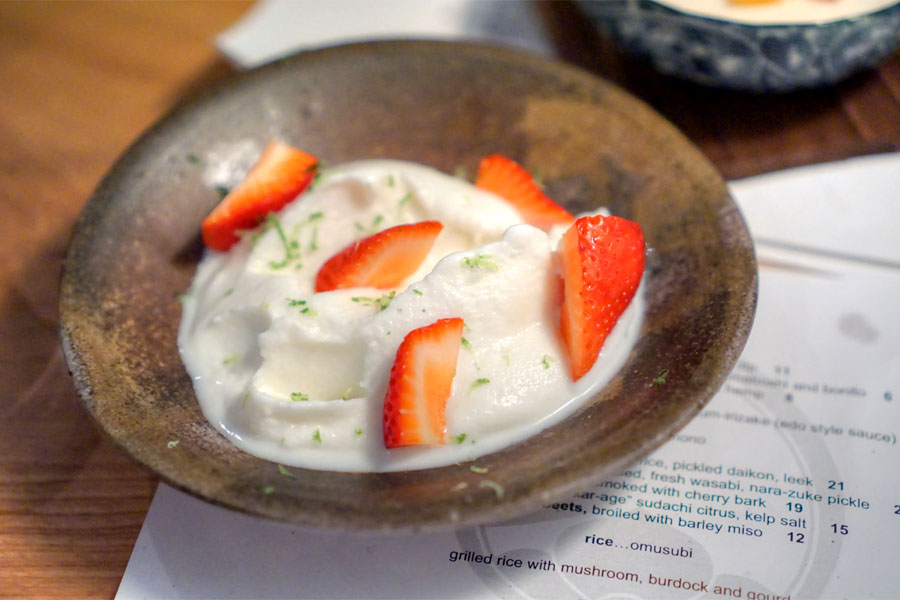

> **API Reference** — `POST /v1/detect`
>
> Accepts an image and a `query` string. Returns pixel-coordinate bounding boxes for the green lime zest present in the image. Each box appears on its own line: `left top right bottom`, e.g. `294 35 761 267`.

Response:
351 291 395 311
471 378 490 390
462 254 498 271
651 369 669 387
479 479 505 499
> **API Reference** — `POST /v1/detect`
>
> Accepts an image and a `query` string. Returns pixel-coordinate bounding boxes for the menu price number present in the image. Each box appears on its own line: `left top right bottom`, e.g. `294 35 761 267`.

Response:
894 505 900 515
787 532 805 544
831 524 849 535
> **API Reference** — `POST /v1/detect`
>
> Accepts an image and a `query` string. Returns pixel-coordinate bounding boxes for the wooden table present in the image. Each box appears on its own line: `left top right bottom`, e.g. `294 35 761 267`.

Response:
1 2 897 597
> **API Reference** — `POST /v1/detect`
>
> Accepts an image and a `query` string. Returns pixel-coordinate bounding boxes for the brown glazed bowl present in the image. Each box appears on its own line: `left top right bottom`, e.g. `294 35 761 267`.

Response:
60 41 756 532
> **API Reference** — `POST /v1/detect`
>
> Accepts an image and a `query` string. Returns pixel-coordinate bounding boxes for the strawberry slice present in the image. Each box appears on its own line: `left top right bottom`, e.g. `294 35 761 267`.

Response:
558 215 645 380
383 317 464 448
475 153 574 230
201 140 318 251
314 221 443 292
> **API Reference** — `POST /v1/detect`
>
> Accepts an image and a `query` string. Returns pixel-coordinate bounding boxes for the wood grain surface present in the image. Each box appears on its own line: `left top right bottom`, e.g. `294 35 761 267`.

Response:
1 2 898 597
0 3 252 598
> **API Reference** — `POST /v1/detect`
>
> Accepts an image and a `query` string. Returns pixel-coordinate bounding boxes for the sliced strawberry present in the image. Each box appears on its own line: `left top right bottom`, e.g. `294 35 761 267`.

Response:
475 154 574 230
558 215 645 380
201 140 318 251
314 221 443 292
383 317 464 448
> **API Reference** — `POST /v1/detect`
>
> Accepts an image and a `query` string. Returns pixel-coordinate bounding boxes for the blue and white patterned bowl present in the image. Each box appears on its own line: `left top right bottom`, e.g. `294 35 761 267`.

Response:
577 0 900 92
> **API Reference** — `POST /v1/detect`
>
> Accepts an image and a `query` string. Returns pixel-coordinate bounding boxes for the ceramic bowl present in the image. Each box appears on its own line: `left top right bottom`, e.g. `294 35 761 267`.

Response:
59 40 757 531
577 0 900 92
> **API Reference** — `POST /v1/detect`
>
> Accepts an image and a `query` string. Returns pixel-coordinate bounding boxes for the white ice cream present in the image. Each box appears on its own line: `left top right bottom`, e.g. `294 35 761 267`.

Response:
178 160 643 472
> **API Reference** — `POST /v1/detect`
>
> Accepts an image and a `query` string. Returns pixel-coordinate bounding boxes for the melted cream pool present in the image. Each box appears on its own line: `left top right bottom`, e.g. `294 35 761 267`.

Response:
178 160 643 472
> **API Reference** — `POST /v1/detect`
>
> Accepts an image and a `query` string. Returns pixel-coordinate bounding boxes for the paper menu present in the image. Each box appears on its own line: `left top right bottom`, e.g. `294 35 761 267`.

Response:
115 153 900 598
730 153 900 275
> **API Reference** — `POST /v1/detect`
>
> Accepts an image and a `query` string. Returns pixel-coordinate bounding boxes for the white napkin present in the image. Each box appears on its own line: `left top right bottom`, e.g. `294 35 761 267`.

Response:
216 0 555 68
